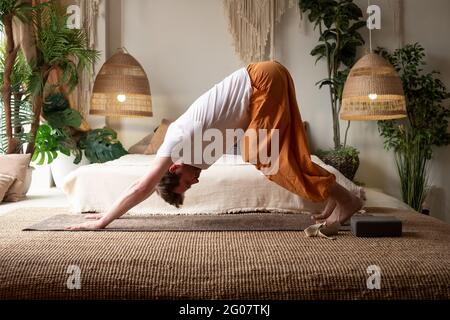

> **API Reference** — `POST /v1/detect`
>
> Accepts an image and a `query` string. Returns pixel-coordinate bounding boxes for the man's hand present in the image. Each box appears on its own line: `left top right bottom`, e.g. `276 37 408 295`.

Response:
64 157 173 231
64 219 106 231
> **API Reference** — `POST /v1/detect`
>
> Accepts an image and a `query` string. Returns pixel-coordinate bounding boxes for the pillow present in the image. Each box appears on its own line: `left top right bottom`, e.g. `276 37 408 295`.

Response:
0 174 16 203
0 153 32 202
311 155 365 200
144 119 172 154
128 132 154 154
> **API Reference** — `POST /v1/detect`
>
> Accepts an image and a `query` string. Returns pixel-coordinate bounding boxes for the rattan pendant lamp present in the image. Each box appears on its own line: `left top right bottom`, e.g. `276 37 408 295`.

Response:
90 47 153 117
90 0 152 118
340 2 406 120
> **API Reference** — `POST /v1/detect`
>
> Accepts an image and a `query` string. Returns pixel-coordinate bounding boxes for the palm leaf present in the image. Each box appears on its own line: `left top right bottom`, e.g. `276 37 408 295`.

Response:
0 98 34 154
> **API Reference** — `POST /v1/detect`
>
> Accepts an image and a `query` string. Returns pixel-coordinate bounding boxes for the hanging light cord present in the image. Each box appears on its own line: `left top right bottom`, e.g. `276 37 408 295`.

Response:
368 0 373 53
116 1 129 54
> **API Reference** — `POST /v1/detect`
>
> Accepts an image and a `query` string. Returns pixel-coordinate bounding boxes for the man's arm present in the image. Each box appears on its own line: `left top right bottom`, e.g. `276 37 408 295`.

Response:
65 156 173 230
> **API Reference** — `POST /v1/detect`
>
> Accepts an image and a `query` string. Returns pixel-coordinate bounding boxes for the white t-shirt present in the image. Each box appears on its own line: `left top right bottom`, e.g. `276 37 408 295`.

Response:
156 67 252 169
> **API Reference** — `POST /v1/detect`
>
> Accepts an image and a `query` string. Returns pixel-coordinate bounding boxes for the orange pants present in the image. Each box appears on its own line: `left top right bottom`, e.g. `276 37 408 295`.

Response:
242 61 336 202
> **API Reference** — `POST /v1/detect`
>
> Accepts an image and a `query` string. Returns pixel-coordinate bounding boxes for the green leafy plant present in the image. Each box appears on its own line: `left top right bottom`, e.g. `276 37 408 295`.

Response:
80 128 128 164
0 98 33 154
32 93 83 164
316 145 360 181
26 0 99 154
0 0 33 154
376 43 450 212
31 123 59 165
298 0 366 149
33 93 128 165
0 45 34 154
43 92 82 129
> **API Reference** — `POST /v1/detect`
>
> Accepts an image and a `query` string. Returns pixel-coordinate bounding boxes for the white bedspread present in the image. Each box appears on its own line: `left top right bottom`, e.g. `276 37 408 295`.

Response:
62 154 410 214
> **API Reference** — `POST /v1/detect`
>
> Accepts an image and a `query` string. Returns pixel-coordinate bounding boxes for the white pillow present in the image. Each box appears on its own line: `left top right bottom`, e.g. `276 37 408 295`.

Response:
311 155 366 200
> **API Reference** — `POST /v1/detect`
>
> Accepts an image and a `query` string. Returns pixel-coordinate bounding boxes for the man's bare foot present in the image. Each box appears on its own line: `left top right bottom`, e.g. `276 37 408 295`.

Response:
312 198 337 222
325 193 363 226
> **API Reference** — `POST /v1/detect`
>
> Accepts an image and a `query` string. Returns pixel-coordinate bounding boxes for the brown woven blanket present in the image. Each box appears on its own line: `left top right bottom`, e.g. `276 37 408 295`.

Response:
0 207 449 300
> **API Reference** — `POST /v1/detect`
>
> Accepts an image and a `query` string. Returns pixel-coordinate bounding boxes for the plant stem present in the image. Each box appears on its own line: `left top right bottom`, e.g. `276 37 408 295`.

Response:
343 120 351 148
26 95 43 155
320 23 340 149
333 13 341 149
26 66 50 155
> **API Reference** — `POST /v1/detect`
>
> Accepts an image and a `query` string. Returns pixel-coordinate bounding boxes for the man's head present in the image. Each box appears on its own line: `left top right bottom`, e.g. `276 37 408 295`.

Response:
156 163 201 208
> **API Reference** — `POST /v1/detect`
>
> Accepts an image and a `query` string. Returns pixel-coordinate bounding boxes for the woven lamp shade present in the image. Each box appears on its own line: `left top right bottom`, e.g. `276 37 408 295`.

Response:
340 53 407 121
90 49 152 117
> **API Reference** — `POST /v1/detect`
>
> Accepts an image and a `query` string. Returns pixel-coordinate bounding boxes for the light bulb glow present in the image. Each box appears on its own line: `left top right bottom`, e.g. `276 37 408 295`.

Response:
117 94 126 103
368 93 378 100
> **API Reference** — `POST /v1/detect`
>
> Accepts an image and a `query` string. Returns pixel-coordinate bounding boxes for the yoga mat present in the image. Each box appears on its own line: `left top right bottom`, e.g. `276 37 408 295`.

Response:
23 213 351 232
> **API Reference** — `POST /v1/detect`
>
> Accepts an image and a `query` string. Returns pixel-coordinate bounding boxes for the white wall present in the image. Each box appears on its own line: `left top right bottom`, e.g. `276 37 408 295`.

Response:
89 0 450 222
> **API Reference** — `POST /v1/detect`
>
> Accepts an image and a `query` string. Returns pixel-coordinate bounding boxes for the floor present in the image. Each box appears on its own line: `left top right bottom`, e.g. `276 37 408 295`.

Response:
0 187 68 216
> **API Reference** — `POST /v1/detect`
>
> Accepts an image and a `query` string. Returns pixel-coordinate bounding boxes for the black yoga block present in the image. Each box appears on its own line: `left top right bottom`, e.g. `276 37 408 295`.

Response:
351 215 402 237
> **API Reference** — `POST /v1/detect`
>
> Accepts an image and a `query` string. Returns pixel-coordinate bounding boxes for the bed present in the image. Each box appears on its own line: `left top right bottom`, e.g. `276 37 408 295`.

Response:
62 154 373 215
0 153 449 300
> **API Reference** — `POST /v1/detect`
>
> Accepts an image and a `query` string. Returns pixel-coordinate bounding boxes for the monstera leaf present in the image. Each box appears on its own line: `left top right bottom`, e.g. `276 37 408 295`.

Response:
31 124 59 165
43 93 70 113
31 124 82 165
80 128 128 164
45 108 82 129
43 93 82 129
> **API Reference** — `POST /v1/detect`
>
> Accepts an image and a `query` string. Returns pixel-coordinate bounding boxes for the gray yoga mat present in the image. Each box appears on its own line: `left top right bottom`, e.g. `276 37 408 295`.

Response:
23 213 351 232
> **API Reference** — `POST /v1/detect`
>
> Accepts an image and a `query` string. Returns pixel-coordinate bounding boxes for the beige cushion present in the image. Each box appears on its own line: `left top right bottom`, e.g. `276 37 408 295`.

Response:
0 174 16 203
128 132 154 154
144 119 172 154
0 153 31 202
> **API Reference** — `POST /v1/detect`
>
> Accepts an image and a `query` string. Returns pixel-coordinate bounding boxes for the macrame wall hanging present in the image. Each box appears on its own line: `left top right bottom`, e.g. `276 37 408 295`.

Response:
223 0 297 63
224 0 403 63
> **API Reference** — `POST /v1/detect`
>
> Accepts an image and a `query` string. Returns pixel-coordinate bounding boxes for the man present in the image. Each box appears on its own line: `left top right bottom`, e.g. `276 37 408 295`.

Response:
66 61 362 230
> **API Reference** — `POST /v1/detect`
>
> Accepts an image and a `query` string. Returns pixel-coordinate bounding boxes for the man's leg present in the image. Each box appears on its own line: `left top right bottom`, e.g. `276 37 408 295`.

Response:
244 61 362 224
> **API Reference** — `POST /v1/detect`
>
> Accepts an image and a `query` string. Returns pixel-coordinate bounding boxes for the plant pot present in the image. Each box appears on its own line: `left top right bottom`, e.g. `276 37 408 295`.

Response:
318 146 360 181
50 152 90 189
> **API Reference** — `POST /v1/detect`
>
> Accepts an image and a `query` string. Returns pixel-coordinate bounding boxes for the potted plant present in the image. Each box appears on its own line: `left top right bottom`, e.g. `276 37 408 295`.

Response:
25 1 99 155
33 93 128 188
32 92 87 187
376 43 450 212
297 0 366 180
